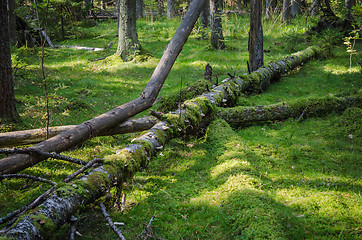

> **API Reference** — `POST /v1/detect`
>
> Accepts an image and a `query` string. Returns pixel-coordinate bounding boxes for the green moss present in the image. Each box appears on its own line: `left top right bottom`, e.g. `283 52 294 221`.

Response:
29 213 56 238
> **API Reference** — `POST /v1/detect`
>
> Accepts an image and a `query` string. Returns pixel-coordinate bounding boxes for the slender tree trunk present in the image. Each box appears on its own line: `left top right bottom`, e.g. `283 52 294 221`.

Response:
167 0 176 19
200 0 209 39
311 0 320 16
248 0 263 72
0 0 19 123
345 0 355 20
210 0 225 49
116 0 141 61
282 0 291 22
265 0 272 19
136 0 144 19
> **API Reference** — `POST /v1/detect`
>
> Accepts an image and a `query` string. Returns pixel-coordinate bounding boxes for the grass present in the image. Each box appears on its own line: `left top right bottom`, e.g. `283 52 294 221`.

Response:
1 12 362 239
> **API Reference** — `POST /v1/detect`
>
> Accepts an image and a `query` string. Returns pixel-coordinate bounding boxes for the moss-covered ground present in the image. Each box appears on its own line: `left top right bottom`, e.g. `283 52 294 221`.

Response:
1 11 361 240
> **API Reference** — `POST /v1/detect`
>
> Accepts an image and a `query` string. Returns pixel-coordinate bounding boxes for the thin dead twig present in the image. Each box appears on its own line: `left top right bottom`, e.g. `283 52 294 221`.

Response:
99 202 126 240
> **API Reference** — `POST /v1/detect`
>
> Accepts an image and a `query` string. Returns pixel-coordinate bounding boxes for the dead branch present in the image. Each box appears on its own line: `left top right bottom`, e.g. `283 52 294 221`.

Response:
99 202 126 240
0 174 56 186
0 148 87 165
0 116 157 148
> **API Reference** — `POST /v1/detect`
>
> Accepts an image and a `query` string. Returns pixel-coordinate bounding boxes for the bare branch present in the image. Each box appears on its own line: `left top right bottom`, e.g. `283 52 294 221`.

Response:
0 174 56 185
99 202 126 240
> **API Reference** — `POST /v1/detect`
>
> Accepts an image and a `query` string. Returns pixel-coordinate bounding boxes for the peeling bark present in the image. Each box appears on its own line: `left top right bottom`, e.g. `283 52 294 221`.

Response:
1 46 321 239
0 117 157 148
216 96 361 125
0 0 207 175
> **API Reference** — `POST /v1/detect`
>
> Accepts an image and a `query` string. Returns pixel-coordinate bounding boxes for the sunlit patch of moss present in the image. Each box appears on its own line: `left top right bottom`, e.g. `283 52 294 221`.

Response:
29 213 56 238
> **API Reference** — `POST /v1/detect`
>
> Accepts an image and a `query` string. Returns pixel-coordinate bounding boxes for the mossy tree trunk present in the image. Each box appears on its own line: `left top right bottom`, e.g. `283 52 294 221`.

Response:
0 0 19 123
248 0 263 72
200 0 209 39
216 96 361 125
210 0 225 49
1 46 321 239
0 0 208 175
116 0 141 61
167 0 176 19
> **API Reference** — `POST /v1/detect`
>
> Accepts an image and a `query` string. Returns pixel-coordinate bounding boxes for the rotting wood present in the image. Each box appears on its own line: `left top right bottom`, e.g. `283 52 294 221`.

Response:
216 95 361 125
0 116 157 148
1 46 321 239
0 0 207 175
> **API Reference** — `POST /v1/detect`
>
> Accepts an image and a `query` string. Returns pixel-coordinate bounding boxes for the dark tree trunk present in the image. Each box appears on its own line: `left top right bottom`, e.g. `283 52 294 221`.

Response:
0 0 19 123
210 0 225 49
136 0 144 19
200 0 209 39
7 0 17 45
248 0 263 72
291 0 302 17
167 0 176 19
311 0 320 16
282 0 291 22
265 0 272 19
345 0 355 20
116 0 141 61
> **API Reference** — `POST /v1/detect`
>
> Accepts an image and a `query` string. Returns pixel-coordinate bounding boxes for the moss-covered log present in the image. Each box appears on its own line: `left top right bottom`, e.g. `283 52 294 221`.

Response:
0 117 157 148
216 95 361 125
1 46 320 239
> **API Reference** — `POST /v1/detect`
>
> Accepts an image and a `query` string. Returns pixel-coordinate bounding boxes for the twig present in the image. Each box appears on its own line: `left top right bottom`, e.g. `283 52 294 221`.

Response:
99 202 126 240
63 158 104 183
0 148 88 165
136 215 157 240
0 174 56 186
120 193 126 212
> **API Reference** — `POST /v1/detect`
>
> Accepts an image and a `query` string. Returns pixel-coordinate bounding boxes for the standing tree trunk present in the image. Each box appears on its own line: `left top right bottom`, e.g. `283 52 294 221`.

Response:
282 0 291 22
265 0 272 20
7 0 17 45
200 0 209 39
0 0 19 123
136 0 144 19
167 0 176 19
116 0 141 61
291 0 302 17
157 0 165 16
345 0 355 20
210 0 225 49
248 0 263 72
310 0 320 16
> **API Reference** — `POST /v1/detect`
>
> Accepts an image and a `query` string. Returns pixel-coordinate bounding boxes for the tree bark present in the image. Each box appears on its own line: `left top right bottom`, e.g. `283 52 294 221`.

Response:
1 46 321 239
136 0 144 19
216 96 360 125
248 0 263 72
7 0 17 45
265 0 272 20
167 0 176 19
345 0 355 20
0 0 207 175
282 0 291 22
200 0 209 39
210 0 225 49
0 0 19 123
116 0 141 61
291 0 302 17
0 117 157 148
311 0 320 16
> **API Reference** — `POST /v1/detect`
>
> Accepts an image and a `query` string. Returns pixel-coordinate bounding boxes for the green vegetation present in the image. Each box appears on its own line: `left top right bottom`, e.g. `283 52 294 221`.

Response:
1 12 361 240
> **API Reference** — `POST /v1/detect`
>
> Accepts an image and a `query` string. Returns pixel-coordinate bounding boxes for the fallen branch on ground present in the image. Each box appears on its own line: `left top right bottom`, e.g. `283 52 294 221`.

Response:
0 174 56 186
0 116 157 148
99 202 126 240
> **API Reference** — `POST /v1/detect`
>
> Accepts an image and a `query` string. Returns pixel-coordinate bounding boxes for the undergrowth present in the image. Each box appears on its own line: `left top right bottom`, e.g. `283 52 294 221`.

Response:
1 12 361 240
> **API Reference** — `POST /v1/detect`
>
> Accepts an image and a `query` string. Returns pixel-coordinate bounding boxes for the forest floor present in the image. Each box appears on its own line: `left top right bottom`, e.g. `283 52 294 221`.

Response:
1 13 361 239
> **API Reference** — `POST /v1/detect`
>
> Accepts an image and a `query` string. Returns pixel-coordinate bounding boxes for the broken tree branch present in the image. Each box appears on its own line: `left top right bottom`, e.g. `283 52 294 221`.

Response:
0 0 207 175
0 174 56 186
99 202 126 240
0 148 87 166
0 116 157 148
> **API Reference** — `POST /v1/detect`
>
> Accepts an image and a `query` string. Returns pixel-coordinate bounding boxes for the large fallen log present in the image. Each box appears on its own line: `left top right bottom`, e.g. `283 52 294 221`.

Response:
216 95 361 125
0 117 157 148
0 0 208 175
1 46 321 239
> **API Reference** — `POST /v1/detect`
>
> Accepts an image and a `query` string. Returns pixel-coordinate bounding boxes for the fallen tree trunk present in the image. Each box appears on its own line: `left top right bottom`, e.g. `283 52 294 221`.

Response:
1 46 321 239
0 0 207 175
216 95 361 125
0 117 157 148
